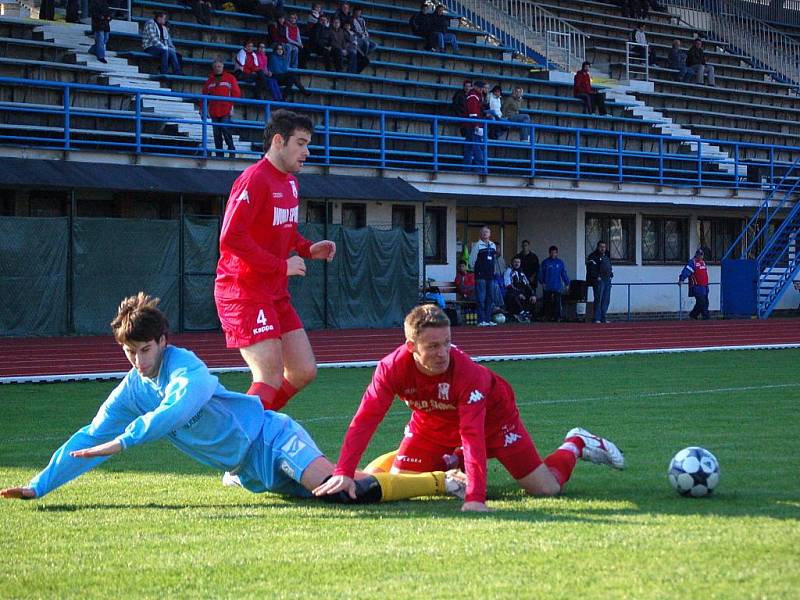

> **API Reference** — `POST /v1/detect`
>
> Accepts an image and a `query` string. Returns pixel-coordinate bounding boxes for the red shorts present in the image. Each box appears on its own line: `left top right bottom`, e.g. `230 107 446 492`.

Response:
392 416 542 480
215 296 304 349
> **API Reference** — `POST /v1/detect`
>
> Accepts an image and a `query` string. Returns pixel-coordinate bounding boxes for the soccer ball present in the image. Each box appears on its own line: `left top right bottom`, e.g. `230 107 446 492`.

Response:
492 313 506 324
668 446 720 497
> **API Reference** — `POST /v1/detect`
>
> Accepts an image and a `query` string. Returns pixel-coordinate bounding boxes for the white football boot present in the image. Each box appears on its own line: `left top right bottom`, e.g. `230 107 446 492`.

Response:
222 471 243 487
444 469 468 500
566 427 625 470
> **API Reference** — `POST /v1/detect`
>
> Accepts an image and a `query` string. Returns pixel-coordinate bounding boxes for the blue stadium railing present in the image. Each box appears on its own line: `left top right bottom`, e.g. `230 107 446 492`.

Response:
1 76 799 191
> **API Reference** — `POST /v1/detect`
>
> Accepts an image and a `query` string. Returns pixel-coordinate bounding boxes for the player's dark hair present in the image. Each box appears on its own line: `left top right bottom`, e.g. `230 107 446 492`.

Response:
263 109 314 152
111 292 169 345
549 245 558 253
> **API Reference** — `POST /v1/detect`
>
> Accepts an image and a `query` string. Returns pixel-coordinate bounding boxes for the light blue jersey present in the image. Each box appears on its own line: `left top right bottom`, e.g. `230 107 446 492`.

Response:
29 345 322 499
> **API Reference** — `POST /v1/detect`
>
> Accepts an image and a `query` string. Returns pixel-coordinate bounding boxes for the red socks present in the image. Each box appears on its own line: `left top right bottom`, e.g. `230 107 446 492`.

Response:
247 379 299 411
543 436 585 488
247 382 279 410
271 379 298 412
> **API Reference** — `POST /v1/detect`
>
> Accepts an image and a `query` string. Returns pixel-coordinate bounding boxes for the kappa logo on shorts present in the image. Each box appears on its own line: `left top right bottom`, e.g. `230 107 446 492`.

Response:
280 460 295 479
504 432 522 447
280 435 306 458
468 389 484 404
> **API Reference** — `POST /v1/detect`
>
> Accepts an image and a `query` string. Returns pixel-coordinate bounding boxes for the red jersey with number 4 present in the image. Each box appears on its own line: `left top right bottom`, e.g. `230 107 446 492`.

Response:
333 344 520 503
215 157 312 303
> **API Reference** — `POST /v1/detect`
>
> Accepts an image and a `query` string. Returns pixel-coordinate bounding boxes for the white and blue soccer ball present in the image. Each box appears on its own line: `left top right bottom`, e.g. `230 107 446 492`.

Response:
492 312 506 324
668 446 720 497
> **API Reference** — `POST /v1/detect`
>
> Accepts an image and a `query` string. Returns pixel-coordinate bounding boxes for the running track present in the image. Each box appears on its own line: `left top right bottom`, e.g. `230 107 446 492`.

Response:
2 318 800 383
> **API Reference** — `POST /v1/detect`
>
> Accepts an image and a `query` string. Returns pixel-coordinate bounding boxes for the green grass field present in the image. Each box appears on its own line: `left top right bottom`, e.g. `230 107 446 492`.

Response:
1 349 799 599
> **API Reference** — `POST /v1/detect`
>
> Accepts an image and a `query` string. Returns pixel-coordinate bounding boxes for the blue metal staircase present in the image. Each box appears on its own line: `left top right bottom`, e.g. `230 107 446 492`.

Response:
722 156 800 318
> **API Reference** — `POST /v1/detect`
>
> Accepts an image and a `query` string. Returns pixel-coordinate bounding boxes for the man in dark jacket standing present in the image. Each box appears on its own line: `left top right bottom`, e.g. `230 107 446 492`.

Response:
540 245 570 322
514 240 539 291
469 225 498 326
586 241 613 323
89 0 112 63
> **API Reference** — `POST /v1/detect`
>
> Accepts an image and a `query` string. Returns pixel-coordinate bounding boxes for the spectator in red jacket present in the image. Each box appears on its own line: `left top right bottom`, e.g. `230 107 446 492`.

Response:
573 61 607 116
454 260 475 301
201 57 241 158
234 40 271 100
463 80 487 172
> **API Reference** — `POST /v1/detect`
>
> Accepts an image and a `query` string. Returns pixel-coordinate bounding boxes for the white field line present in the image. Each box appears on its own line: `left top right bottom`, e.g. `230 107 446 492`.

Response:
3 342 800 385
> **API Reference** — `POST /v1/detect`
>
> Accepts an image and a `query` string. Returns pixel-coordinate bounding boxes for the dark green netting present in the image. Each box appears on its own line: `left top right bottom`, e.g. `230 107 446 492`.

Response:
0 217 68 335
72 218 179 334
182 216 220 331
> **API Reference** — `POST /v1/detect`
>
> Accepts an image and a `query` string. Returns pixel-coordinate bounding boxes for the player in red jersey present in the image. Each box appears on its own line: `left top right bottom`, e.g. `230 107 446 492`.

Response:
314 304 625 512
215 109 336 412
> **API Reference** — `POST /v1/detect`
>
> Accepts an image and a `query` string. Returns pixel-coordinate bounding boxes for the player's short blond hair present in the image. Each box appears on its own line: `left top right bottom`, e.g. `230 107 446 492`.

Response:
404 304 450 343
111 292 169 345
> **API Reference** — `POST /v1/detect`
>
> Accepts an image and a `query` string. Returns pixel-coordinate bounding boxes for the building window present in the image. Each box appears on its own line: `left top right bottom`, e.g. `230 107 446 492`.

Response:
585 213 635 263
697 217 745 263
642 216 687 263
306 201 332 224
392 204 416 233
424 206 447 264
341 203 366 229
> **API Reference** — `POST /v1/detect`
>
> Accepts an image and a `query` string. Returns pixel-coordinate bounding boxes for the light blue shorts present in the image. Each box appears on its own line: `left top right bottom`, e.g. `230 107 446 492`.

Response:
237 411 324 498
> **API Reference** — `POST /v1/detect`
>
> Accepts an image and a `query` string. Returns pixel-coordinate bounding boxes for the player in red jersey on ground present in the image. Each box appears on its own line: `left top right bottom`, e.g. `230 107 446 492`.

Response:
215 109 336 412
314 304 625 512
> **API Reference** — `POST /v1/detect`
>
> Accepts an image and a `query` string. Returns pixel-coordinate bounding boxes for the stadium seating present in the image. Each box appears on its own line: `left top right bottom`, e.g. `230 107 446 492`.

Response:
1 0 797 181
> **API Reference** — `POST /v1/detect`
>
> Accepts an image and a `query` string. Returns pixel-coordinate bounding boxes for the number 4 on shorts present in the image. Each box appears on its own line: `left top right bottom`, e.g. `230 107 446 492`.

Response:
256 309 267 326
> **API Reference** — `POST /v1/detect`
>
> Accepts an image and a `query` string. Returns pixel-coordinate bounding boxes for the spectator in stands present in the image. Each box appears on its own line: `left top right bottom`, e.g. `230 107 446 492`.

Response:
269 44 313 97
573 61 606 116
504 257 536 322
334 1 354 26
469 225 498 327
269 14 289 48
201 58 241 158
539 245 570 322
187 0 213 26
142 12 184 75
303 3 323 61
586 241 613 323
39 0 55 20
429 4 459 53
454 260 475 301
314 15 338 71
329 17 349 72
409 2 433 50
235 40 271 100
256 42 284 100
486 85 507 140
463 80 487 172
254 0 283 20
514 240 539 288
685 39 715 86
631 23 648 62
352 7 378 58
501 86 531 142
679 248 710 320
669 39 687 81
89 0 112 64
341 21 361 73
284 13 303 69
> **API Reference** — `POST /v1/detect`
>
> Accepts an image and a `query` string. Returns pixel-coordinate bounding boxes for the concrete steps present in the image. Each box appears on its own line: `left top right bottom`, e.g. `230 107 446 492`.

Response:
34 20 240 149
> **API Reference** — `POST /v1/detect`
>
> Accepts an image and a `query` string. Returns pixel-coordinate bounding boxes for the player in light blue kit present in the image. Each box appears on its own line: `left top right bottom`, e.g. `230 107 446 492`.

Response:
0 293 465 504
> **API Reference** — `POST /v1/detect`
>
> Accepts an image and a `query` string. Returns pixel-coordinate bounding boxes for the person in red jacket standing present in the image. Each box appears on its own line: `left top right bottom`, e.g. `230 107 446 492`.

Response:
201 58 241 158
573 61 607 116
463 80 487 172
215 109 336 415
314 304 625 512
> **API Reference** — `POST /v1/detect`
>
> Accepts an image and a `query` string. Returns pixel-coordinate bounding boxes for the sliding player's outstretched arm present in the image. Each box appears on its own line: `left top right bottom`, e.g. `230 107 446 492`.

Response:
1 379 139 500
